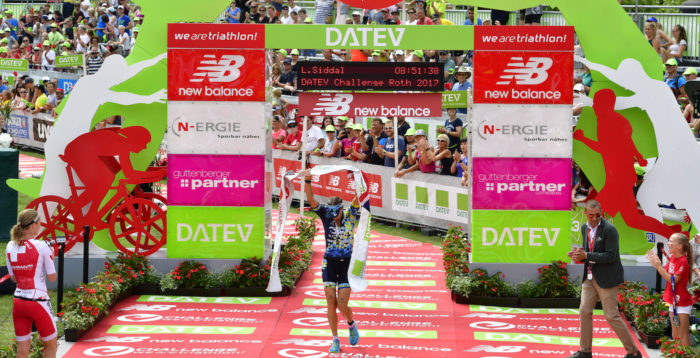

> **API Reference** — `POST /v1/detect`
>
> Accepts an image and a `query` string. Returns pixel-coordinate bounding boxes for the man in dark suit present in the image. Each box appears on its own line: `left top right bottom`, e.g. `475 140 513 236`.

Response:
567 200 642 358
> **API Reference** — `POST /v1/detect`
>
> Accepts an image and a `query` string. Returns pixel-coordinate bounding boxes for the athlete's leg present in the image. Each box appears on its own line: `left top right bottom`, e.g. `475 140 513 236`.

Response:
336 287 353 322
324 285 339 337
42 338 57 358
13 299 33 358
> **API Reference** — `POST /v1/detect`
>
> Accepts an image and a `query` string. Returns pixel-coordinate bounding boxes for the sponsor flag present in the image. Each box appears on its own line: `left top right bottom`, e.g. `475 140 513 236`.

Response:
267 165 372 293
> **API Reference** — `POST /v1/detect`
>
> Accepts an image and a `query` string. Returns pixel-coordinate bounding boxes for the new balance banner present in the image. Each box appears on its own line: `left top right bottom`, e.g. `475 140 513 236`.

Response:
167 23 265 49
473 51 573 104
471 210 571 263
471 104 572 158
167 49 265 102
474 26 575 51
167 206 264 259
472 157 572 211
168 154 265 207
298 93 442 117
167 101 266 155
273 158 383 208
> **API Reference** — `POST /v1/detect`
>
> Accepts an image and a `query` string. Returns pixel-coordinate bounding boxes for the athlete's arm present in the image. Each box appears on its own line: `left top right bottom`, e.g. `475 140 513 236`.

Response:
305 175 319 208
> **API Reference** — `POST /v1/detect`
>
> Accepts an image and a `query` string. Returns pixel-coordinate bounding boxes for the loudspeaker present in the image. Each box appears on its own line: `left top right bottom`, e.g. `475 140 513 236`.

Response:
0 266 16 295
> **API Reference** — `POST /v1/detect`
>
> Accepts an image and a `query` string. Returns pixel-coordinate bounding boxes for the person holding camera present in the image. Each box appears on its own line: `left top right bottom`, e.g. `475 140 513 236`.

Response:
6 209 57 358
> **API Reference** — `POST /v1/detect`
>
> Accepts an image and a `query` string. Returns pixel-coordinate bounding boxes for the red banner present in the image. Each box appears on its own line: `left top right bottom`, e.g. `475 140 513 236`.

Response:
473 51 573 104
167 23 265 49
167 49 265 102
475 26 574 51
298 93 442 117
274 158 383 208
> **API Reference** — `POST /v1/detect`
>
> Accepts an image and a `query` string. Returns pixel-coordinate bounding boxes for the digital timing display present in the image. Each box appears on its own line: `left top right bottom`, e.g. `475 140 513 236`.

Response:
297 61 444 91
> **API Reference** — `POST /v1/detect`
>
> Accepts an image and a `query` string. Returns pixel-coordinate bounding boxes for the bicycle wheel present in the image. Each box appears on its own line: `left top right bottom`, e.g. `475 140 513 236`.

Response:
115 192 167 249
109 198 166 256
26 195 83 255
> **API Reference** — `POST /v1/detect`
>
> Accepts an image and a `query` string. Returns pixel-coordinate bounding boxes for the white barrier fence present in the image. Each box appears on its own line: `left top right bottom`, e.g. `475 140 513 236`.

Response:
272 149 470 229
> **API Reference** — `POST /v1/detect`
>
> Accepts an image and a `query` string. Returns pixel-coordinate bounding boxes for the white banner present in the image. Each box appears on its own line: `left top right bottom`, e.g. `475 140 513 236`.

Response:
391 177 470 224
471 103 572 158
267 165 372 293
167 101 266 155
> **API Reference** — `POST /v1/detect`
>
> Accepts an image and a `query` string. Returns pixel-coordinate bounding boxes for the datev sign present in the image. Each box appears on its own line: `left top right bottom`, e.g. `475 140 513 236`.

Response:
167 101 266 155
167 206 264 259
471 103 572 158
471 210 571 263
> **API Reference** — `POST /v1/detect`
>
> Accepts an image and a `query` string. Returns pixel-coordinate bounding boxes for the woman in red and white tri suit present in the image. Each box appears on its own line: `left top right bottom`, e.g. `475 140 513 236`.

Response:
6 209 57 358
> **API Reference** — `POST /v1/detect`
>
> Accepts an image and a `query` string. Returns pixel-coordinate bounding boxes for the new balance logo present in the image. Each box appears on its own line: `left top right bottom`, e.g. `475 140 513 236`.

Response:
288 307 328 314
310 94 353 116
190 54 245 83
496 57 552 85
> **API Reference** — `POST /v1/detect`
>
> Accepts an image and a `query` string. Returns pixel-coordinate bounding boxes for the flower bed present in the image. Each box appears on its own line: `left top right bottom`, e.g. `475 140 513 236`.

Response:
631 291 670 348
658 336 700 357
159 217 316 296
61 252 160 341
517 261 582 308
450 268 518 305
442 225 470 291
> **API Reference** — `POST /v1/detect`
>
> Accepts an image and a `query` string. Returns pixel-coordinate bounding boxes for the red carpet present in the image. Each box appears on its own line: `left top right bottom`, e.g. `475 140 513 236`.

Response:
58 216 647 357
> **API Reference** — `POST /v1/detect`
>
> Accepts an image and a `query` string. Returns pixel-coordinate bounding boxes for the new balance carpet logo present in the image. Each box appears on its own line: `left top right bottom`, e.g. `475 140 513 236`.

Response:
190 54 245 83
497 57 552 85
310 94 353 116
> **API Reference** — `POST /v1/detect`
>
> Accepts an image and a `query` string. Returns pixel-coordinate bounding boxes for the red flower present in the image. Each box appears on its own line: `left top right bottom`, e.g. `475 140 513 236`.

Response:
118 278 123 283
57 312 64 317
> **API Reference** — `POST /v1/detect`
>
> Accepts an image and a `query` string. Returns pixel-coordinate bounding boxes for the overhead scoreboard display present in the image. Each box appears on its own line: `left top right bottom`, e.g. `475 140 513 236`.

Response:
297 61 444 91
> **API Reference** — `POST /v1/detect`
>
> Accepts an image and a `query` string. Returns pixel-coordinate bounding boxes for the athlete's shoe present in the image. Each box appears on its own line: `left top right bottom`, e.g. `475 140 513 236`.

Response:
349 321 360 345
329 337 340 353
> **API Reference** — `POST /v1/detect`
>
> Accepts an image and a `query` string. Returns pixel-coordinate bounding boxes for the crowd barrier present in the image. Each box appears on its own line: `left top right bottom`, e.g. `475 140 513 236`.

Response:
272 149 470 230
4 110 53 150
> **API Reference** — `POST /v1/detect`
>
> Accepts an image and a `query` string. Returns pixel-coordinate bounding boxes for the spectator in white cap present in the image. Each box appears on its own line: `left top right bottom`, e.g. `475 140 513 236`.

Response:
351 10 362 24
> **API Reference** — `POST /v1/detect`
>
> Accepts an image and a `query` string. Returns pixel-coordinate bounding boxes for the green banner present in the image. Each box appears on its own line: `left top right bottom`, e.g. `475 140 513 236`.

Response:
167 206 265 259
303 298 437 310
0 58 28 72
138 295 272 304
265 24 473 50
313 278 436 287
472 210 571 263
473 332 622 347
108 325 256 335
442 91 468 108
55 54 83 68
290 328 438 339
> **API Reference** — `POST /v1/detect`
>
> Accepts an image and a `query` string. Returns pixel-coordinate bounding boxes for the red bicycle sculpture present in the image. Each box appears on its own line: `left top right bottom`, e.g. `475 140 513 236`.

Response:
26 126 168 256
